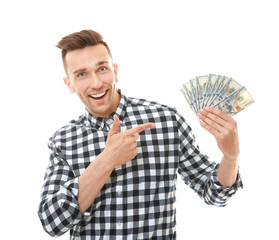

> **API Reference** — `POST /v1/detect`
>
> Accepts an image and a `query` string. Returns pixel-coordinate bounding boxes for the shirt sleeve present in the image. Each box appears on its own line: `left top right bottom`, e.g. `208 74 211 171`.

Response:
38 136 83 237
176 112 243 207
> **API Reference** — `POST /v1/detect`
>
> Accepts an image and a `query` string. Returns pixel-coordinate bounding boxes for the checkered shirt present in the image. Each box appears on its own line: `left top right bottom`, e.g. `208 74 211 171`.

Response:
38 92 243 239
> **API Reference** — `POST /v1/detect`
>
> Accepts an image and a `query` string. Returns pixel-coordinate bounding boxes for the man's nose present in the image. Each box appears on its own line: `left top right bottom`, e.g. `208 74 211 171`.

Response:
90 74 103 88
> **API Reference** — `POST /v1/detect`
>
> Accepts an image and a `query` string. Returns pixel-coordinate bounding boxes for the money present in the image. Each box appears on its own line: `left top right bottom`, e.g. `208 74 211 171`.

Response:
181 74 254 118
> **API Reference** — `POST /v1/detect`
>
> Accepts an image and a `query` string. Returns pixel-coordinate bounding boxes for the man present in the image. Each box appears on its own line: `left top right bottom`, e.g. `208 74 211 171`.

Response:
38 29 243 239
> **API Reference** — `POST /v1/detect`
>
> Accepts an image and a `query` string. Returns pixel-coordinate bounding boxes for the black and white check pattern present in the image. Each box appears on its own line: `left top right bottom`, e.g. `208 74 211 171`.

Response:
38 91 243 239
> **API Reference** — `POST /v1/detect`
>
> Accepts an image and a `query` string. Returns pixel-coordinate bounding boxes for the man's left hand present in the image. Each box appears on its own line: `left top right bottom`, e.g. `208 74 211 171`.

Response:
198 106 240 162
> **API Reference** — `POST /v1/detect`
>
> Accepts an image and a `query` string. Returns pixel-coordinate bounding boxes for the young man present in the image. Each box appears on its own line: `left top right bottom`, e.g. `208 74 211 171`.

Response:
38 30 243 239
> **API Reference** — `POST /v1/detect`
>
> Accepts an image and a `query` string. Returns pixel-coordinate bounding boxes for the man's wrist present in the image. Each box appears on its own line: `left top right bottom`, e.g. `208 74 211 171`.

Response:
222 154 239 166
97 150 116 172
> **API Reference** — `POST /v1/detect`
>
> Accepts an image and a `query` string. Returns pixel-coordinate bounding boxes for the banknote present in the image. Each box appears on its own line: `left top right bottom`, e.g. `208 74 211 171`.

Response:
213 86 254 116
180 74 254 118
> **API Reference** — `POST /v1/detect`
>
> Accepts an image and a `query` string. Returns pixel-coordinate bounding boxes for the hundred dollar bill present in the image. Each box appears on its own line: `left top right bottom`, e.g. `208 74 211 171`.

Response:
201 74 216 109
181 82 198 114
196 75 210 110
204 75 222 107
190 78 200 113
195 77 202 110
213 86 254 116
209 76 237 106
208 75 229 106
180 87 197 115
181 74 254 118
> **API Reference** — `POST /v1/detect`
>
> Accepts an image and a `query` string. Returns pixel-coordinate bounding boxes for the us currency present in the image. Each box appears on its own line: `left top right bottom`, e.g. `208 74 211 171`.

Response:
213 86 254 116
181 82 198 114
203 75 221 108
201 74 217 109
180 87 197 115
209 77 242 107
181 74 254 119
190 79 199 114
196 75 210 110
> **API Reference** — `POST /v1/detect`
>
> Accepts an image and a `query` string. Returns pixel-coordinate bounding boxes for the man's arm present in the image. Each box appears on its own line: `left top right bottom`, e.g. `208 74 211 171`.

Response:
78 115 155 213
38 115 155 236
198 106 239 187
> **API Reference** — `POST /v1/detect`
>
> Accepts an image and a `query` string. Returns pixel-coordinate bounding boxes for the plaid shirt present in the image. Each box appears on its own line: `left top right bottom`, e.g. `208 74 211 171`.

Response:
38 92 243 239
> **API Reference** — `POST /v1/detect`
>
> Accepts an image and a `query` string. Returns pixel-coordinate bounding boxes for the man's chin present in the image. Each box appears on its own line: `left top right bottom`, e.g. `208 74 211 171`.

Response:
87 105 113 118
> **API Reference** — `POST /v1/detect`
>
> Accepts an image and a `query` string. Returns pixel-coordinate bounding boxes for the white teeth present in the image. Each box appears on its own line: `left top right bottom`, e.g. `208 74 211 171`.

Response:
90 91 106 98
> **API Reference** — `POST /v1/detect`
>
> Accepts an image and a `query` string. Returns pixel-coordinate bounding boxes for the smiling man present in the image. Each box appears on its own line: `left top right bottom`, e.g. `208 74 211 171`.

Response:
63 43 121 118
38 30 243 239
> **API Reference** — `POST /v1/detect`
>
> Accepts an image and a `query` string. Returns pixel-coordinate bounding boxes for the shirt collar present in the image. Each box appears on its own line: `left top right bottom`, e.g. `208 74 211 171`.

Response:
84 90 127 130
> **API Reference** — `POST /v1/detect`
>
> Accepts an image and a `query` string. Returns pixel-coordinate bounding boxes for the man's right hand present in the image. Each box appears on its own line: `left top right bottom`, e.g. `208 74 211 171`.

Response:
103 115 155 168
78 115 155 213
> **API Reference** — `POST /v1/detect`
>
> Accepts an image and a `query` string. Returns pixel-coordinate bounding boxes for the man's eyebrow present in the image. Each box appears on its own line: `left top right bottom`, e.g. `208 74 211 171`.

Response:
72 61 110 75
73 68 87 75
96 61 109 66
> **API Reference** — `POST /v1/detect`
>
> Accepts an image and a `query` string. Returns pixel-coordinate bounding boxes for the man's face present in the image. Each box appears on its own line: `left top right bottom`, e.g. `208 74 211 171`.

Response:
64 44 120 118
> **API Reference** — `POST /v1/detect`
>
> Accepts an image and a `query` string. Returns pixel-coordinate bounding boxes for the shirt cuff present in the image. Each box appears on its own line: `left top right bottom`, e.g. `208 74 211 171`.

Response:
212 163 243 189
206 164 243 206
61 177 84 220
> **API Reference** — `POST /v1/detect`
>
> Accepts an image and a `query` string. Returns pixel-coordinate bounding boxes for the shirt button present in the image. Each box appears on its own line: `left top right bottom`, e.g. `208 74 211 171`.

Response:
117 221 121 226
118 191 121 196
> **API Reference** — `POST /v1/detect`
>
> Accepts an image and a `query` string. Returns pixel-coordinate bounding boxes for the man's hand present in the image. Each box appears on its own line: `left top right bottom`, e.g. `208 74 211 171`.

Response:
198 106 239 161
198 106 239 187
78 115 155 213
103 115 156 168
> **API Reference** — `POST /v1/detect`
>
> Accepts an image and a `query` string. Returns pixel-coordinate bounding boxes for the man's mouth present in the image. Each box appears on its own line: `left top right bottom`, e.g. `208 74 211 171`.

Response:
89 90 108 100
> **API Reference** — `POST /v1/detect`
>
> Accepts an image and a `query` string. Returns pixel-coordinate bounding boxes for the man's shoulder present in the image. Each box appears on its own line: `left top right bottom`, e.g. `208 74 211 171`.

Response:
49 113 87 142
125 95 187 128
126 96 177 114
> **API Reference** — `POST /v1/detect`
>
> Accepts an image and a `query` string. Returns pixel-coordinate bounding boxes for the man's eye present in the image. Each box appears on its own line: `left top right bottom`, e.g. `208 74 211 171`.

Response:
99 67 107 72
78 72 86 78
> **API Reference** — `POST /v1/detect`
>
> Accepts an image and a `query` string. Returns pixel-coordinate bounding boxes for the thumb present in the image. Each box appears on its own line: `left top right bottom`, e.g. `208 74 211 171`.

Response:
108 115 120 136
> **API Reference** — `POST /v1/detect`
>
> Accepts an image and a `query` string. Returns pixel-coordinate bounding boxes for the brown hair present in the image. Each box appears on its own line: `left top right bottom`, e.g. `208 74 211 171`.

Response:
56 29 112 74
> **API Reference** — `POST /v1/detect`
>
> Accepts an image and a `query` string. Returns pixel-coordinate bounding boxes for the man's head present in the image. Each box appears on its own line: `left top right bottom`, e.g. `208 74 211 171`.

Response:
57 29 120 118
57 30 113 75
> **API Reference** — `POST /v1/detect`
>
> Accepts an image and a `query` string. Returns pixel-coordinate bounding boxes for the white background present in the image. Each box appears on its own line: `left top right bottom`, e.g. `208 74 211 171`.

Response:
1 0 278 239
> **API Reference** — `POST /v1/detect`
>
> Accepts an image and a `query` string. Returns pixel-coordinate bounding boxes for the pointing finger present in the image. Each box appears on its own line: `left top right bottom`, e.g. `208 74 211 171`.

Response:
126 122 156 135
108 115 120 136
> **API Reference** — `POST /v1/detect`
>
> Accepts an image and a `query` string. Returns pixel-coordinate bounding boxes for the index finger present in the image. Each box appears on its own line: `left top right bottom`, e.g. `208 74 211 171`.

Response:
126 122 156 135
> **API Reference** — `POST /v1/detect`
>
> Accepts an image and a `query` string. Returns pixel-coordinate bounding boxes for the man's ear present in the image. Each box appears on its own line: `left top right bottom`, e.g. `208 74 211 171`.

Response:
113 63 119 83
63 77 75 94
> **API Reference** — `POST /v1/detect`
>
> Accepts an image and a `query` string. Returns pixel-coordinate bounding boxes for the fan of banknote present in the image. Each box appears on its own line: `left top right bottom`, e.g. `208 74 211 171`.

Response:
180 74 254 117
